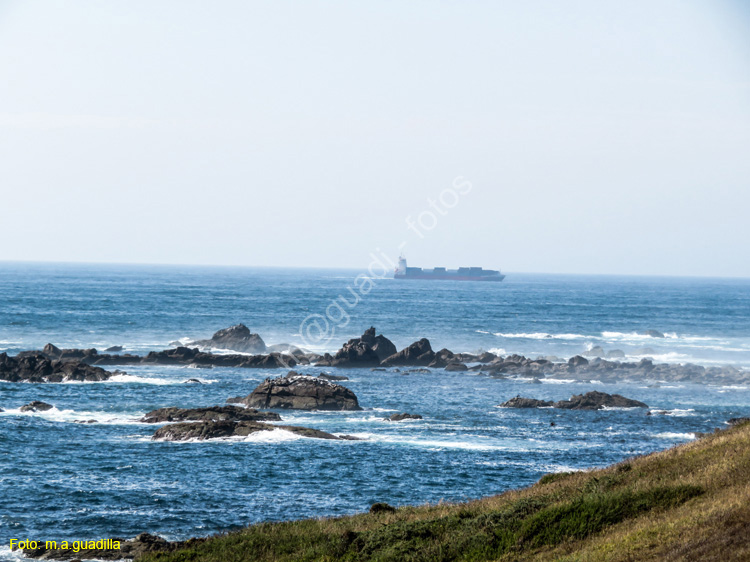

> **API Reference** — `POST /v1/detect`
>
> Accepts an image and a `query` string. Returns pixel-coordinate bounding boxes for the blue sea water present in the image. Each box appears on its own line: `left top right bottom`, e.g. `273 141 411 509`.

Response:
1 262 750 558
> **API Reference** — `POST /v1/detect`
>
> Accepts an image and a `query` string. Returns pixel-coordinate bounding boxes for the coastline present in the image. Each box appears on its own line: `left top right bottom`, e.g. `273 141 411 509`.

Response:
18 419 750 561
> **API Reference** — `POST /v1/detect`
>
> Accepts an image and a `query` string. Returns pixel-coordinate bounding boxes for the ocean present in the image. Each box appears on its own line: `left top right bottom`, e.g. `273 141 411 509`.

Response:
1 262 749 558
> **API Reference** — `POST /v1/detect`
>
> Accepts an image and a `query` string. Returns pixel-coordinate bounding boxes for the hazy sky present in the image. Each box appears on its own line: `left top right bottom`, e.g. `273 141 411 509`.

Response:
1 1 749 276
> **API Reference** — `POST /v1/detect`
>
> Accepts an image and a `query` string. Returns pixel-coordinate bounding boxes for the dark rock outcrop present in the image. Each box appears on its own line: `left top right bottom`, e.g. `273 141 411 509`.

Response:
151 420 356 441
318 373 349 381
20 532 207 560
381 338 436 367
140 406 281 423
499 391 646 411
568 355 589 368
553 391 647 410
105 345 124 352
0 353 113 383
445 362 468 372
370 502 396 514
141 347 295 369
388 413 423 421
316 327 397 368
20 401 54 412
238 375 362 411
498 396 554 408
191 324 267 354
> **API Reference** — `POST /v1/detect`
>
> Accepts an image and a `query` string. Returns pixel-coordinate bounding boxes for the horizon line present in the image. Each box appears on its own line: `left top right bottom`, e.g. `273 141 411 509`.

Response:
1 258 748 281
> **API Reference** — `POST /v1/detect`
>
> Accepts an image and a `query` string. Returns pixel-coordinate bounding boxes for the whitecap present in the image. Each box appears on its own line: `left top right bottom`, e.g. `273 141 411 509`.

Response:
654 432 696 440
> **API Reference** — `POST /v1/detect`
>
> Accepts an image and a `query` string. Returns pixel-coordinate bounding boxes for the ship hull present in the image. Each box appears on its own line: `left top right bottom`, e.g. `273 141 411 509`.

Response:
394 273 505 282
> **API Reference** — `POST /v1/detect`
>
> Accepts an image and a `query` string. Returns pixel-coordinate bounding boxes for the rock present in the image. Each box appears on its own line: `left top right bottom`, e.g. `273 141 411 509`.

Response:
20 532 207 560
317 327 397 368
151 420 352 441
105 345 124 352
553 391 647 410
381 338 436 367
318 373 350 381
498 396 553 408
191 324 267 354
568 355 589 368
266 343 305 355
477 352 497 363
359 326 398 361
141 348 295 369
20 401 54 412
140 406 281 423
0 353 113 383
643 330 665 338
370 502 396 514
388 413 422 421
583 346 605 357
635 347 657 356
606 349 626 359
445 362 468 372
498 391 646 410
183 378 203 384
728 417 750 426
238 375 362 411
187 363 213 369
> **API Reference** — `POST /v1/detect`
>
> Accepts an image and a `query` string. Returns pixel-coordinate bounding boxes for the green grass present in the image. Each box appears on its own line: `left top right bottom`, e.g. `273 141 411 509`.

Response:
140 421 750 562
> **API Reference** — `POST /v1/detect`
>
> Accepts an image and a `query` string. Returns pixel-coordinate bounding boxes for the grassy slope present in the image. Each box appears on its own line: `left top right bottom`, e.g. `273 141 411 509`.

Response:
141 422 750 562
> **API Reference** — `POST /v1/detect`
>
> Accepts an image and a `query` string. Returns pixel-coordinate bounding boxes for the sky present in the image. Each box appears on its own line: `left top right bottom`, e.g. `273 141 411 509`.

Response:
1 0 749 277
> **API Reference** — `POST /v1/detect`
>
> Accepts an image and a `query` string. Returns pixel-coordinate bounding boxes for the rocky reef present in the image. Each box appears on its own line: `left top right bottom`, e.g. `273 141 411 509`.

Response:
0 352 113 383
151 420 358 441
498 391 648 410
4 325 749 386
140 406 281 423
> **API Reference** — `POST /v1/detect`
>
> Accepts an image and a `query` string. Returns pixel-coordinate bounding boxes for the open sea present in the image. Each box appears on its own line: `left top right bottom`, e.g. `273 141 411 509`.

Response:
1 262 750 559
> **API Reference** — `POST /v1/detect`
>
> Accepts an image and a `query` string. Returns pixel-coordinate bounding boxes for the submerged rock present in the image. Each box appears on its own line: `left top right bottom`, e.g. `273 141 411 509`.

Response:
388 413 423 421
238 375 362 411
105 345 124 352
20 401 54 412
318 373 350 381
140 406 281 424
190 324 267 354
151 420 356 441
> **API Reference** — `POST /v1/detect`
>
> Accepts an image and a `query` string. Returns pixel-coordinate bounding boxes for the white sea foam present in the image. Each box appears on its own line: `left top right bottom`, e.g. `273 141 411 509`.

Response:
105 373 179 385
151 427 338 444
0 406 145 425
654 432 696 440
491 332 591 340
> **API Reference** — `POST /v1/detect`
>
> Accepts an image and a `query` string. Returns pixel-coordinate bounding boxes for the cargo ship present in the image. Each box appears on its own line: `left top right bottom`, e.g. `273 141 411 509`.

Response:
393 256 505 282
